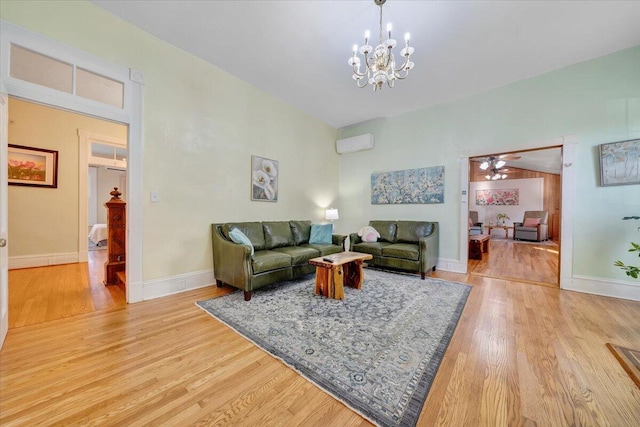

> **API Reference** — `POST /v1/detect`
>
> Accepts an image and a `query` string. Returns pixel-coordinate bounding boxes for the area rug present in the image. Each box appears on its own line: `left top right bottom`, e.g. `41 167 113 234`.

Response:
196 269 471 427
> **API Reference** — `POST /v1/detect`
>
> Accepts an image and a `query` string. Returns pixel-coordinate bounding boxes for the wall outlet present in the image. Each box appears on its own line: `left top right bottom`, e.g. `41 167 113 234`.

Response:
150 191 159 203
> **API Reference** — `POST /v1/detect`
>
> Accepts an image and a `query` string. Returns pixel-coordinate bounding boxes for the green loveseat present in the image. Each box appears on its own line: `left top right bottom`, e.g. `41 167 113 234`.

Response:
349 220 439 279
212 221 346 301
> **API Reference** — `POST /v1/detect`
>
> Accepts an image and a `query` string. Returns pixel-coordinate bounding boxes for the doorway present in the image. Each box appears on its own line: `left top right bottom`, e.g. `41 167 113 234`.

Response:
6 98 127 328
1 21 144 348
467 146 562 287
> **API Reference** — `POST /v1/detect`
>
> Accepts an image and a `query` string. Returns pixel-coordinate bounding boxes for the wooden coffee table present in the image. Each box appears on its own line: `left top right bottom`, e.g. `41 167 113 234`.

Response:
308 251 373 300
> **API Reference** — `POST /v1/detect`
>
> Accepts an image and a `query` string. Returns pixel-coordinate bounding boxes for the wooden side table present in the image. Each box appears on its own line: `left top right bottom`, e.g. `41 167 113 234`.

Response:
469 234 490 260
309 252 373 300
484 225 511 239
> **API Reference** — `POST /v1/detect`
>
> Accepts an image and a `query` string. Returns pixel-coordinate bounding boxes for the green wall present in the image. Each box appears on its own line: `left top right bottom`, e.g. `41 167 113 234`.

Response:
1 1 339 280
338 45 640 283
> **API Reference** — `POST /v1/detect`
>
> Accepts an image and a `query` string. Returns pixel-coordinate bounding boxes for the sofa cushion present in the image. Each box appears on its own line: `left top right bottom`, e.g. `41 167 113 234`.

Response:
303 243 343 257
396 221 434 243
223 222 265 251
352 241 392 256
309 224 332 244
251 250 292 274
263 221 294 249
369 220 397 243
228 228 254 256
273 246 319 266
381 243 420 261
289 220 312 245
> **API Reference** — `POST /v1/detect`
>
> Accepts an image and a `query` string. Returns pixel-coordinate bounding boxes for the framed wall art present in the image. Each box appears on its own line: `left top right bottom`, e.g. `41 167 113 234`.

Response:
7 144 58 188
599 138 640 186
475 189 519 205
251 155 278 201
371 165 444 204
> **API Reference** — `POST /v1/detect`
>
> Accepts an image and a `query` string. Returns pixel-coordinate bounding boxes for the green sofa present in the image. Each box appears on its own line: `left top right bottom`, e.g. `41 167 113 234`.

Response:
212 221 346 301
349 220 439 279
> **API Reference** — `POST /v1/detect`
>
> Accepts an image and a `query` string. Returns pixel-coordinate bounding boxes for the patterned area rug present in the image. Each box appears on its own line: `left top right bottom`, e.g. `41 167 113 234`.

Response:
196 269 471 427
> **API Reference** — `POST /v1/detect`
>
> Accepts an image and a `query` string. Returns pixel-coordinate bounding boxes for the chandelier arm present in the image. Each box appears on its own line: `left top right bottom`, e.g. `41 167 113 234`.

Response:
351 64 365 78
356 78 369 89
393 56 412 73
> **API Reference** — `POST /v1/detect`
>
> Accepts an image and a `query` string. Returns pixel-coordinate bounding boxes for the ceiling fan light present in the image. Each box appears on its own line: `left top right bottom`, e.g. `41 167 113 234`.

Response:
502 174 507 179
479 161 489 170
495 160 506 168
485 175 491 180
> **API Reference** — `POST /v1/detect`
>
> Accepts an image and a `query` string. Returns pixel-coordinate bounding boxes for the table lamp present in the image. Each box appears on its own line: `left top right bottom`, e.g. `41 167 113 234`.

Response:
325 208 339 232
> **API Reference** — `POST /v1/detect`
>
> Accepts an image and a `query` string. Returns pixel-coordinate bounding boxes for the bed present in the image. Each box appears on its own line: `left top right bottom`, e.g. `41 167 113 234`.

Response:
89 223 108 246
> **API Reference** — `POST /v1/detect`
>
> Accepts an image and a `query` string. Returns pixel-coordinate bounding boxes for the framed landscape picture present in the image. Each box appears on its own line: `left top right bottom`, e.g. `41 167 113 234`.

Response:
251 155 278 201
599 139 640 186
7 144 58 188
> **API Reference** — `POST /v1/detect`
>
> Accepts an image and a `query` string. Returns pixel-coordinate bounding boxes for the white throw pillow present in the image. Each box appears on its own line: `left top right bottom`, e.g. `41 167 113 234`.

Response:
358 226 380 243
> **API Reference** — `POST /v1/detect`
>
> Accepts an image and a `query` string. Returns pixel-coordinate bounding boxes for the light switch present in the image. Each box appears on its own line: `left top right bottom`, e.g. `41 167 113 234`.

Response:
150 191 160 203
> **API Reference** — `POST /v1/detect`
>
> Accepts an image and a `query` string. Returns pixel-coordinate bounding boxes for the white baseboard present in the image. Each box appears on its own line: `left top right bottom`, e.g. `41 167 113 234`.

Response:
564 275 640 301
436 257 468 274
141 269 215 301
9 252 79 270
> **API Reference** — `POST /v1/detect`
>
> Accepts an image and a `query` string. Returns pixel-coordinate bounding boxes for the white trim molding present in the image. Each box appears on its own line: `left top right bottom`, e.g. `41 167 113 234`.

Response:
142 270 215 301
9 252 79 270
436 257 468 274
567 275 640 301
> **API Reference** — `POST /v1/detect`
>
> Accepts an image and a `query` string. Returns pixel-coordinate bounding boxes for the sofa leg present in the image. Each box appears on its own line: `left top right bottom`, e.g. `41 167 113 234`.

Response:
421 272 426 280
215 279 223 287
244 291 252 301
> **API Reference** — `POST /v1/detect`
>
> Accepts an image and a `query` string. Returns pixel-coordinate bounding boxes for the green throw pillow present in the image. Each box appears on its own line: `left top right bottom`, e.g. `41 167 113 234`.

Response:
309 224 332 245
229 227 254 256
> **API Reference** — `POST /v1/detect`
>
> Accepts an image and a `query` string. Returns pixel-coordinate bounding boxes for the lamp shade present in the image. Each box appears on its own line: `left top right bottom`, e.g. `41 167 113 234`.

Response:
325 208 339 220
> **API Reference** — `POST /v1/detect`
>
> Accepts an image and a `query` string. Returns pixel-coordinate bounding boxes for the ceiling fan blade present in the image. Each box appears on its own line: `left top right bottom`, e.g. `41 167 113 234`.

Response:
499 154 521 160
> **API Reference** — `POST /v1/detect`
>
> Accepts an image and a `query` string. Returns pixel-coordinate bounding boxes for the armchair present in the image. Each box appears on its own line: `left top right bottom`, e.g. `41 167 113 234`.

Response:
513 211 548 241
469 211 483 236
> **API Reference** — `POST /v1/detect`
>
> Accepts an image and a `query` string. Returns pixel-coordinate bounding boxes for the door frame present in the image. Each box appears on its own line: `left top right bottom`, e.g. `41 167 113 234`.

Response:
458 136 576 289
0 21 145 348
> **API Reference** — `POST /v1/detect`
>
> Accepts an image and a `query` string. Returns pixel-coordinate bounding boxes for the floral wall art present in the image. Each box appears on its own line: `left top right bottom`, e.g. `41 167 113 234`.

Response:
251 155 278 201
475 189 519 206
371 166 444 204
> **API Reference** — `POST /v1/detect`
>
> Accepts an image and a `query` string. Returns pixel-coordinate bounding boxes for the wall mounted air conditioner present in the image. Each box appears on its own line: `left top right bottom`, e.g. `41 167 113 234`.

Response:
336 133 374 154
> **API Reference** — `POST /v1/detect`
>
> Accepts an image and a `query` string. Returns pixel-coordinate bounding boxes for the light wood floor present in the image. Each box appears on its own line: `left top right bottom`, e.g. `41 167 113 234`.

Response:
469 237 559 286
7 249 126 329
1 270 639 426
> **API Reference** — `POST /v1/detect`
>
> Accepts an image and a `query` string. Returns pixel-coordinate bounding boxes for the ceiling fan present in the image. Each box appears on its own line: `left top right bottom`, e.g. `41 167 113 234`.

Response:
475 154 521 180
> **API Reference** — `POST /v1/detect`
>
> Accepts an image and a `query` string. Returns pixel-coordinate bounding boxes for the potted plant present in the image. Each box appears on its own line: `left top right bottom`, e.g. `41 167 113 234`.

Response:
496 213 510 226
614 216 639 279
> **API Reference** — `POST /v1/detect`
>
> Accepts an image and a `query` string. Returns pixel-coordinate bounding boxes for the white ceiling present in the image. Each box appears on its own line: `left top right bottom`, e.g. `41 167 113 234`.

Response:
91 1 640 129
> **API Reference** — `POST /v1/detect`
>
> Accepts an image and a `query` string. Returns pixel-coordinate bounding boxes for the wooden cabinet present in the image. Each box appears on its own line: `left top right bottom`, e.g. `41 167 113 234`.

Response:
104 187 126 291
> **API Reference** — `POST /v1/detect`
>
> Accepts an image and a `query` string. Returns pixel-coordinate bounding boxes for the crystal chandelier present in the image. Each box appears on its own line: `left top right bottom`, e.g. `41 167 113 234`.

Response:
348 0 414 91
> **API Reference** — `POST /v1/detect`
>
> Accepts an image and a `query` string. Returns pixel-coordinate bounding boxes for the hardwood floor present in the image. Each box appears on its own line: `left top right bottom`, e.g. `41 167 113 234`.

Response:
1 270 639 426
469 237 559 286
7 249 126 329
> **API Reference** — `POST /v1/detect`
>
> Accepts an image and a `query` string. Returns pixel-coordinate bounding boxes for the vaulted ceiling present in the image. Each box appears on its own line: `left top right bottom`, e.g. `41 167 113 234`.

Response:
92 1 640 129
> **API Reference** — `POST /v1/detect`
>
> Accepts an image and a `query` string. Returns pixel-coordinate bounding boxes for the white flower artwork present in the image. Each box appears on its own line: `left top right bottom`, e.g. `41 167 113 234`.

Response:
251 155 279 201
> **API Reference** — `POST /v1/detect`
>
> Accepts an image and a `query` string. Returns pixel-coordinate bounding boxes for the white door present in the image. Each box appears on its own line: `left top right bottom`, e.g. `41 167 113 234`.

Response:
0 89 9 348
